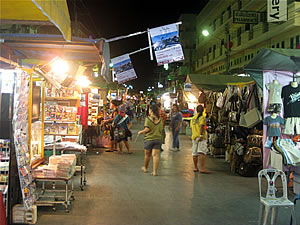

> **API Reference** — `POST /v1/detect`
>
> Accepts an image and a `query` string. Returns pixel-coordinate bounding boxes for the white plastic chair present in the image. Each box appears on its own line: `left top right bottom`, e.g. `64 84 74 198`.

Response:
258 169 296 225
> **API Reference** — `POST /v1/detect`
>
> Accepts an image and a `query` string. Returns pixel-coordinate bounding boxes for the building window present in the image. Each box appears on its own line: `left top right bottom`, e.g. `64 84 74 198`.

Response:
251 53 254 58
272 45 275 48
245 24 250 31
290 37 294 49
263 22 269 33
296 35 299 48
276 43 280 48
245 56 247 61
281 41 285 48
227 6 231 18
221 11 225 25
238 0 242 10
213 19 216 31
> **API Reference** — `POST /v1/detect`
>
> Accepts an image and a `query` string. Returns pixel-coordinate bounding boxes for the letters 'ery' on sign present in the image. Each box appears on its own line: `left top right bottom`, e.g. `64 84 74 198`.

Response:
267 0 287 22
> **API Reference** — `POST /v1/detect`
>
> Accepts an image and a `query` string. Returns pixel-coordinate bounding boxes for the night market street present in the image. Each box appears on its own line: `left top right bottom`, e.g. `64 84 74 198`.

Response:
35 120 300 225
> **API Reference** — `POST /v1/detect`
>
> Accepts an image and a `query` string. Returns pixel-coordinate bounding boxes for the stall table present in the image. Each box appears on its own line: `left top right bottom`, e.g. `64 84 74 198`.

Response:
57 148 87 190
34 173 75 213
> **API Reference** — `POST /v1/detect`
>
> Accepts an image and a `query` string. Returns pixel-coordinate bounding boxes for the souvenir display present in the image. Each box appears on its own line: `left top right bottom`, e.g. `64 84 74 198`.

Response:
45 104 77 121
13 70 35 210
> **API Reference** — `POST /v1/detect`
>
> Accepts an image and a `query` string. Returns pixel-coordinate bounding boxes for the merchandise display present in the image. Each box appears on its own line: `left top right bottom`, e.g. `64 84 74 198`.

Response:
0 140 10 217
45 83 77 98
33 154 76 179
13 70 35 210
204 84 264 176
45 104 77 121
88 93 101 125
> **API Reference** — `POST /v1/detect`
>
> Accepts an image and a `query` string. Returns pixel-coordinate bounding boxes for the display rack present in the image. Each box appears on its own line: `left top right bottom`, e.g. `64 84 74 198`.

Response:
13 70 35 210
88 93 101 125
0 139 10 217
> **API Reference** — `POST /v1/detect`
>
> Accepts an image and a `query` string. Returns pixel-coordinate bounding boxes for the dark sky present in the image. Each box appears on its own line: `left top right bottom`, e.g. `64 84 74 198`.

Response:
80 1 208 91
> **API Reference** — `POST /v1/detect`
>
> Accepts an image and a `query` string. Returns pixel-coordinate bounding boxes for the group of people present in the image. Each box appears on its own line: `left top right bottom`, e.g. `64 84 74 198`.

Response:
102 99 211 176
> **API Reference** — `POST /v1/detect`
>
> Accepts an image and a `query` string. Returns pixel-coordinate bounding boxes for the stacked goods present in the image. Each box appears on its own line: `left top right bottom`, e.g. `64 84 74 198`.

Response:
32 154 76 179
12 204 37 224
49 154 76 178
32 165 57 178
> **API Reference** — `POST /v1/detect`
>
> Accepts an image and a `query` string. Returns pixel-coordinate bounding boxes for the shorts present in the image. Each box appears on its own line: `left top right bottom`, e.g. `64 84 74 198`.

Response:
192 138 208 156
267 103 282 113
283 117 300 135
144 139 162 151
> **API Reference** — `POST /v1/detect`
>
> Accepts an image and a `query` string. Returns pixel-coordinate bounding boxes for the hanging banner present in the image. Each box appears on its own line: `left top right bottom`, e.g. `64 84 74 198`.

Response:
267 0 287 22
111 54 137 84
149 23 184 66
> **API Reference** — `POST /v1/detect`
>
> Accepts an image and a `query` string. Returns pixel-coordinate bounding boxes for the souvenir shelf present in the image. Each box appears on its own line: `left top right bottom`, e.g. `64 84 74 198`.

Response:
44 82 80 154
88 93 101 125
0 139 10 217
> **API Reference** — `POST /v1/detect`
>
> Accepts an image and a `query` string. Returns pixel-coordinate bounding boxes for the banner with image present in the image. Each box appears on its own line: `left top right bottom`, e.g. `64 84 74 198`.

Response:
111 54 137 84
149 23 184 66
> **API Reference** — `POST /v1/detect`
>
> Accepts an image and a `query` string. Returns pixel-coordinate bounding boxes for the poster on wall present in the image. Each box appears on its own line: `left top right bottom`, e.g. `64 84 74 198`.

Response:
267 0 287 22
149 23 184 66
111 54 137 84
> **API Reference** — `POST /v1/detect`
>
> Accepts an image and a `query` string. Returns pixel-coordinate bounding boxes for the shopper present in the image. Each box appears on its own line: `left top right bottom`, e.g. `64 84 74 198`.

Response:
157 102 167 151
135 103 143 124
190 105 211 174
113 104 132 154
170 104 182 151
138 104 163 176
102 100 119 152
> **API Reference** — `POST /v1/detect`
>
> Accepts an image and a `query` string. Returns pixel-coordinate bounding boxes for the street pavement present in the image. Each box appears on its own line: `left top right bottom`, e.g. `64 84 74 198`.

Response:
35 120 300 225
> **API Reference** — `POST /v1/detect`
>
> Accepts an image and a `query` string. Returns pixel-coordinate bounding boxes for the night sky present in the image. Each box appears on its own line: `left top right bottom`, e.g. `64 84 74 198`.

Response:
80 1 209 91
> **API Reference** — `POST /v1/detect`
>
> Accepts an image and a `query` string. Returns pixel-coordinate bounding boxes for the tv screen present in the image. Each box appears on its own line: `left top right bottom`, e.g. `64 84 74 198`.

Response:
32 82 41 122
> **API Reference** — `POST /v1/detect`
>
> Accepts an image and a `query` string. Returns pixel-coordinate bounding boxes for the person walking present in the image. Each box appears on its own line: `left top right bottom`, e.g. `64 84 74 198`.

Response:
138 104 163 176
113 104 132 154
190 105 211 174
157 102 167 151
102 100 119 152
170 104 182 151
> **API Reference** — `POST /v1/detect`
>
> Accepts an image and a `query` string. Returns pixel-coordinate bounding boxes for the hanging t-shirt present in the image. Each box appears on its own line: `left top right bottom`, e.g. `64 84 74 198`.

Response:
265 82 282 104
263 115 285 137
281 84 300 117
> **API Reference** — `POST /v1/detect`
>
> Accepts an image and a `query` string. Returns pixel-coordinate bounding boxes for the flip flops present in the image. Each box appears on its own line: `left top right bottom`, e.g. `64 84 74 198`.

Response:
200 170 212 174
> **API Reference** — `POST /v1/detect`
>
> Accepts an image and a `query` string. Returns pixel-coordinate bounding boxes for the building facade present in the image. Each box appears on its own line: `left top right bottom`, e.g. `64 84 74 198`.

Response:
194 0 300 75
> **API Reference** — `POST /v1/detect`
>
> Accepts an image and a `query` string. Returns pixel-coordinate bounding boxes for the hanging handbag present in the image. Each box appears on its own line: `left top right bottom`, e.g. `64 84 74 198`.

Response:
244 107 262 128
198 92 207 104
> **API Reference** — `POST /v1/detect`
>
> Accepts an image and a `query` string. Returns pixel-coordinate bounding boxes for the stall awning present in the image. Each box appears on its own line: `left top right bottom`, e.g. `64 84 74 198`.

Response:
0 33 111 82
186 74 254 91
244 48 300 89
0 0 71 41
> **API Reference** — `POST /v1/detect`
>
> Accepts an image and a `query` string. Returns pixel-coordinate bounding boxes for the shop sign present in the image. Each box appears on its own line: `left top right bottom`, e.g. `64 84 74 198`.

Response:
233 10 258 24
111 54 137 84
149 23 184 66
267 0 287 22
184 83 192 92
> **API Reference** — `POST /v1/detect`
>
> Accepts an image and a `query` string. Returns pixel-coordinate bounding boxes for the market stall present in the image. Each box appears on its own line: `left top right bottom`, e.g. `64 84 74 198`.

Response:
0 33 110 223
245 48 300 195
184 73 267 177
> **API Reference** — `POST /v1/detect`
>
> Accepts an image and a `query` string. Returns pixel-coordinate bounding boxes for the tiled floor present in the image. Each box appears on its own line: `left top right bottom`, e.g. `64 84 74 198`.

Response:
35 121 300 225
